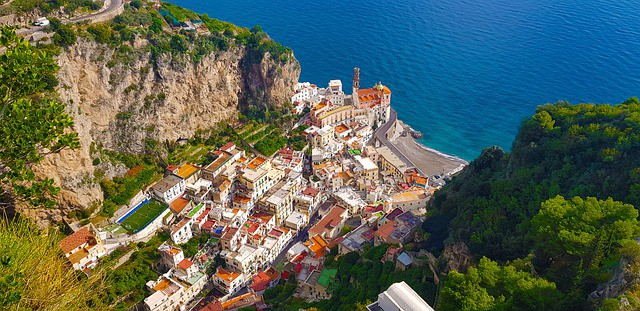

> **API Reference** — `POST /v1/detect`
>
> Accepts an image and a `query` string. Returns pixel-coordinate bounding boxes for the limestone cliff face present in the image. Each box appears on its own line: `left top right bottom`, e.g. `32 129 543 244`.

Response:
32 39 299 217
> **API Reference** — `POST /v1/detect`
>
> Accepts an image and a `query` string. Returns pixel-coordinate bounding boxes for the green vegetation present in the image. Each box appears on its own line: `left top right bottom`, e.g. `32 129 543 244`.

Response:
428 98 640 309
440 257 563 311
100 164 159 217
167 122 243 165
48 18 78 47
12 0 100 14
265 245 436 311
99 232 169 309
119 199 167 233
0 217 105 310
0 27 79 208
254 132 287 157
289 124 309 151
182 234 210 257
73 1 292 68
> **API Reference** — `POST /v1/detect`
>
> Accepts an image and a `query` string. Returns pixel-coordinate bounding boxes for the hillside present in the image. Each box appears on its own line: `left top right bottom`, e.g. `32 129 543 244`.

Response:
427 98 640 309
18 2 300 224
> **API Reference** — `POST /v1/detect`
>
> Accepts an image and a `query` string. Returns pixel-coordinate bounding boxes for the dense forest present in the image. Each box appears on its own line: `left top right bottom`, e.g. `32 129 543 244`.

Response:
429 98 640 310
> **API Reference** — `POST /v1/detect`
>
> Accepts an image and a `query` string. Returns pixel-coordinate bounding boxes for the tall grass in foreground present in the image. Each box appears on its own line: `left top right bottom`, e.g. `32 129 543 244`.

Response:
0 217 106 310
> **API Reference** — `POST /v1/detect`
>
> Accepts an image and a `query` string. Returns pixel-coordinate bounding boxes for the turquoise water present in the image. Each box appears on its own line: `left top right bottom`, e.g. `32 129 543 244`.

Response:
169 0 640 160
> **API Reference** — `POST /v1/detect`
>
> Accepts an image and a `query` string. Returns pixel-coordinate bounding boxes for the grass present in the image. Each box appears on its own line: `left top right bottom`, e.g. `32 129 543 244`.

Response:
119 199 167 233
0 217 106 310
167 144 211 165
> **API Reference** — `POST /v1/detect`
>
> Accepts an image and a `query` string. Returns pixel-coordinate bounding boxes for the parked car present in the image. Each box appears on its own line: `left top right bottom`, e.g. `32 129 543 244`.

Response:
34 17 50 26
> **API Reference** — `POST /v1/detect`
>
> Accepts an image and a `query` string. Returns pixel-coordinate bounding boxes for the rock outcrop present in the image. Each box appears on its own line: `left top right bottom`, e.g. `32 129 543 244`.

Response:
29 38 299 221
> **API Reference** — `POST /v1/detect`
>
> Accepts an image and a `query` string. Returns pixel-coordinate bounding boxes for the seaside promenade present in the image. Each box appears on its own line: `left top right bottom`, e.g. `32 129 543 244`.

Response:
373 108 467 177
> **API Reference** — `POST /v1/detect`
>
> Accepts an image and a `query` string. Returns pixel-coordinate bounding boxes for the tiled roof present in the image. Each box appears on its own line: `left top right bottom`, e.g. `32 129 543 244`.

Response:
220 142 236 152
309 206 346 236
376 221 396 239
59 226 95 254
175 164 199 179
169 196 190 213
216 267 241 282
178 259 194 270
301 187 320 198
171 218 191 235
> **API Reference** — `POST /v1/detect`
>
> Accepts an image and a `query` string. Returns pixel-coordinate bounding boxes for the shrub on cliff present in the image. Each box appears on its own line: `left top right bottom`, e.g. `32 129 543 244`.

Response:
0 27 78 208
0 217 105 310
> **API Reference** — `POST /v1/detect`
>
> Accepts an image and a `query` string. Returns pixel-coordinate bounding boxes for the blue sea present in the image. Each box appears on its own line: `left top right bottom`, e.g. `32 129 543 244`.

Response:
169 0 640 161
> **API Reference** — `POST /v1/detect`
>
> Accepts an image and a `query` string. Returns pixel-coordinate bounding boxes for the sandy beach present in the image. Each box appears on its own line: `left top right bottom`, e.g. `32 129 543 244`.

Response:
390 122 468 177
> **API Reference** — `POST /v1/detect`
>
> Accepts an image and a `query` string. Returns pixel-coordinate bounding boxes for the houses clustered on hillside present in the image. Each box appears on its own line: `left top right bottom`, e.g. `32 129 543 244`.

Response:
58 69 439 311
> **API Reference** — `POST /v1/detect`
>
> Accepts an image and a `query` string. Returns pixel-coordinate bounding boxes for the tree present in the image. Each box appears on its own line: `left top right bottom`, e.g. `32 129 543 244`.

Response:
130 0 142 9
0 27 79 208
532 196 639 262
250 25 263 34
52 24 77 47
440 257 563 311
531 196 640 287
87 24 113 44
170 34 187 53
150 17 163 33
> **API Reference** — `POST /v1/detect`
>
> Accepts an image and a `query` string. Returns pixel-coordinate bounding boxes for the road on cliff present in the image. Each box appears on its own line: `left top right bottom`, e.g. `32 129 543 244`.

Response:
15 0 124 37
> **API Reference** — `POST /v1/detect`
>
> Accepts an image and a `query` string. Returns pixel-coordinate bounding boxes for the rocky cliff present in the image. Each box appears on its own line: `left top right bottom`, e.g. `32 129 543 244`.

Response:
28 38 300 223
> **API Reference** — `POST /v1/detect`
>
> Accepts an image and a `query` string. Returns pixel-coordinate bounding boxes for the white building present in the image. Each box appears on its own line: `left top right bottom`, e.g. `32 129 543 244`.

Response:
389 188 428 214
151 175 186 203
285 211 308 231
366 281 434 311
291 82 319 108
327 79 345 106
213 267 245 295
171 218 193 244
334 188 367 215
226 244 265 276
58 224 107 272
144 270 208 311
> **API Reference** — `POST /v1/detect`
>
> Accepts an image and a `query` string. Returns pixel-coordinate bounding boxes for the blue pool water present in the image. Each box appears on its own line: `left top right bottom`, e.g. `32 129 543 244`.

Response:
169 0 640 160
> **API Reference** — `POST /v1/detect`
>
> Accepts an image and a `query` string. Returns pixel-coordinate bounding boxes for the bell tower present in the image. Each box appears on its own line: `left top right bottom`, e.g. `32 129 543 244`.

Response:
353 67 360 92
352 67 360 107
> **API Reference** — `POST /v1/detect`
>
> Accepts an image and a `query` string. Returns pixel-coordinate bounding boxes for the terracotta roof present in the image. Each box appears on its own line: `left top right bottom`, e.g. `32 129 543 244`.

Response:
253 212 274 223
247 157 266 169
171 218 191 235
309 206 346 236
169 196 190 213
177 259 194 270
269 229 283 237
220 142 236 152
325 236 343 250
202 220 215 230
216 267 241 282
234 196 251 203
376 221 396 239
59 226 95 254
175 164 199 179
334 124 349 133
307 235 328 257
154 278 171 291
250 267 280 292
300 187 318 198
200 301 223 311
